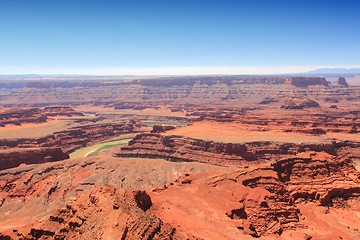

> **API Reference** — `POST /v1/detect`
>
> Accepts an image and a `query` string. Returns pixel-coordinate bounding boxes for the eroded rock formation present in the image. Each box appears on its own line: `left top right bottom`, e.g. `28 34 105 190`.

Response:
116 133 354 165
151 152 360 239
150 124 176 133
0 144 359 239
281 98 320 109
0 148 69 170
0 107 84 127
6 186 195 240
0 123 134 154
117 133 256 165
0 155 214 239
0 108 47 126
287 77 329 87
337 77 349 87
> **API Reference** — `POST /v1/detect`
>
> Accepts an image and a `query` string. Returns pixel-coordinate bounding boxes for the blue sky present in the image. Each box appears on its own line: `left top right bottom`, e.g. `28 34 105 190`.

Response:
0 0 359 75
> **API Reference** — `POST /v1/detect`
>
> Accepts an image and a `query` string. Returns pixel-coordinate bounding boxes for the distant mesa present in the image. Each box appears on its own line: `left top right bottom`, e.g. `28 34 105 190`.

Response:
337 77 349 87
281 98 321 109
287 77 329 87
0 76 332 89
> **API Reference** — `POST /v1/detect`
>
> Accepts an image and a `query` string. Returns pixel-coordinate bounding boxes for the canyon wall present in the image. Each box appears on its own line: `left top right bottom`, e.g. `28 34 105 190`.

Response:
0 148 69 170
2 76 357 107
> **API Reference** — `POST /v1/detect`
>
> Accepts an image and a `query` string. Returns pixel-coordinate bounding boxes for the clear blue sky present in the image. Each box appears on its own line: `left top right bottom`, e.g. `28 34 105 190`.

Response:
0 0 359 74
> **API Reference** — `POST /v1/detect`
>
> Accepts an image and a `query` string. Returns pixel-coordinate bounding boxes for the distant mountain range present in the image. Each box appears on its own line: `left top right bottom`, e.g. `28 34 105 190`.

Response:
1 68 360 78
0 74 93 78
304 68 360 75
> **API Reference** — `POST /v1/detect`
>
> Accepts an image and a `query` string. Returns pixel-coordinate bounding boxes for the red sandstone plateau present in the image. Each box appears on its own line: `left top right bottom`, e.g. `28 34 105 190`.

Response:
0 75 359 239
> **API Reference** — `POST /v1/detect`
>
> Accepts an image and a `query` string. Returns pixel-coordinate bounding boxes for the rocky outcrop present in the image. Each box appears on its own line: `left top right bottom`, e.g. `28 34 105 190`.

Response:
0 121 135 171
0 122 134 154
0 155 217 230
273 153 360 206
287 77 329 87
117 133 256 166
0 150 359 239
0 107 83 127
150 124 176 133
147 151 360 239
0 148 69 170
116 133 349 165
10 186 193 240
226 153 359 237
281 98 320 109
0 108 47 126
247 141 339 157
338 77 349 87
232 170 300 237
52 123 134 153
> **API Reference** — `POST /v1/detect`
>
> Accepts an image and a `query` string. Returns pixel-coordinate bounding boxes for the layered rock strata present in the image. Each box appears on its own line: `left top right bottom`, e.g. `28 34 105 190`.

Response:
0 123 134 154
151 152 360 238
117 133 256 166
0 152 358 239
0 107 83 127
1 186 196 240
116 133 356 165
0 148 69 170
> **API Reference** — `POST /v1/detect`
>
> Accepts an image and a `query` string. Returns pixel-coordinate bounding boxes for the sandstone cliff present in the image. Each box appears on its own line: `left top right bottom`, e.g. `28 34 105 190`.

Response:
116 133 351 166
117 133 255 166
0 122 134 154
0 148 69 170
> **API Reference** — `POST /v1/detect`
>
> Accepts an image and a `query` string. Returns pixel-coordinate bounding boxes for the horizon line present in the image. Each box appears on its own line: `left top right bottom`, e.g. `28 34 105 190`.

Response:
0 65 360 76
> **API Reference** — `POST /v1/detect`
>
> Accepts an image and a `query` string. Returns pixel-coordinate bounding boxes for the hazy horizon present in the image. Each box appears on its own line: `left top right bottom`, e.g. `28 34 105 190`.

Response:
1 65 360 76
